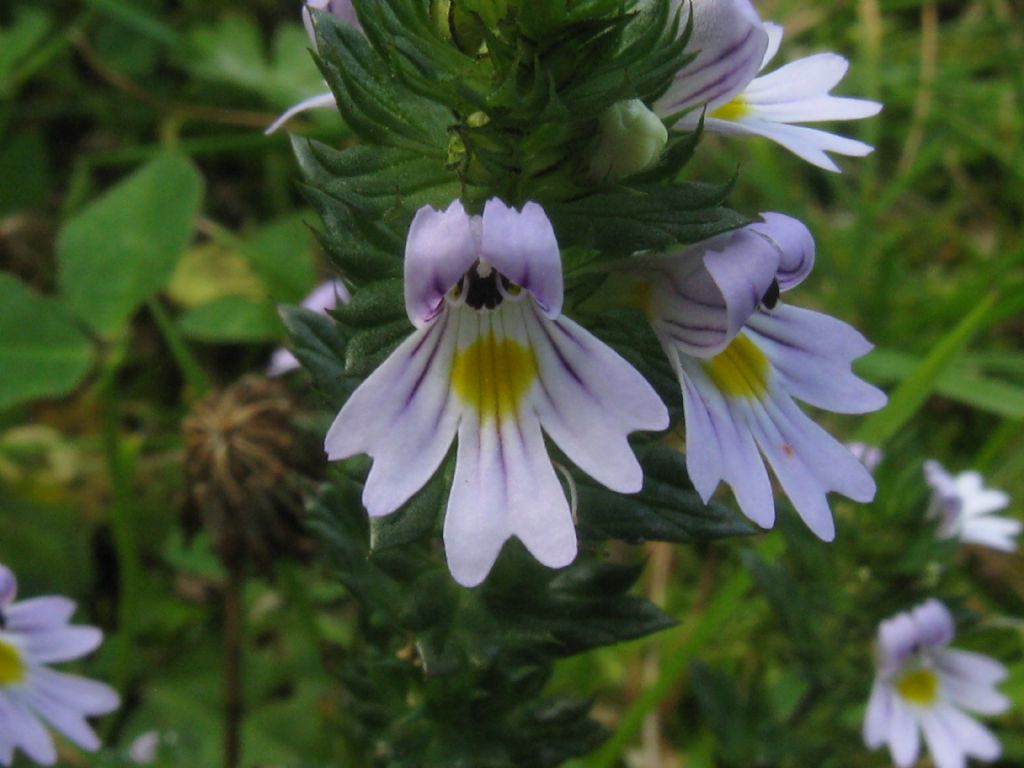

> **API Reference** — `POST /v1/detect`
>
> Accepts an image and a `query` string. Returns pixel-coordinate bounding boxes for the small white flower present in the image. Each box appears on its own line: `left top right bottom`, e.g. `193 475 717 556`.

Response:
848 443 883 474
268 279 351 377
864 599 1009 768
325 199 668 586
622 213 885 539
925 461 1019 552
0 564 120 766
128 731 160 765
658 0 881 171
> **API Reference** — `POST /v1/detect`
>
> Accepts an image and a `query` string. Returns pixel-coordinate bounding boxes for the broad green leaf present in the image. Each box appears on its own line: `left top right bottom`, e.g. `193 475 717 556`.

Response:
58 153 203 335
0 274 93 410
243 214 317 303
0 133 49 215
178 296 282 343
0 8 52 96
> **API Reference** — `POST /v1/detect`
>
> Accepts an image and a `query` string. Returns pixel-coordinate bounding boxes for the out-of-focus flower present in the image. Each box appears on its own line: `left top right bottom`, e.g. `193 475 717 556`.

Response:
325 199 668 586
849 442 883 474
268 279 350 377
0 564 119 766
127 731 160 765
658 0 881 171
925 461 1019 552
589 99 668 182
266 1 359 134
622 213 885 539
864 599 1008 768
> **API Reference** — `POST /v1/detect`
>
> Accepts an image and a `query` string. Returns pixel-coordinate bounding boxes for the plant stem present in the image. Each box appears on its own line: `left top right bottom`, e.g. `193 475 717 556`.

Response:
223 562 244 768
146 297 209 399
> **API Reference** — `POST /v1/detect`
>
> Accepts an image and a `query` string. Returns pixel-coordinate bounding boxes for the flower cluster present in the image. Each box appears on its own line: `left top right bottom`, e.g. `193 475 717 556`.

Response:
864 600 1008 768
0 564 118 766
296 0 888 586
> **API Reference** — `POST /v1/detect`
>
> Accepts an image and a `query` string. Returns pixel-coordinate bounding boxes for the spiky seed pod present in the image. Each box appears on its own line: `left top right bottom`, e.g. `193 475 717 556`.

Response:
183 375 319 573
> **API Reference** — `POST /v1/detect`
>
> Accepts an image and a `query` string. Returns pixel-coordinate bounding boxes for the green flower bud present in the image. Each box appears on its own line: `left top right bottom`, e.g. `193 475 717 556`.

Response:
588 99 668 182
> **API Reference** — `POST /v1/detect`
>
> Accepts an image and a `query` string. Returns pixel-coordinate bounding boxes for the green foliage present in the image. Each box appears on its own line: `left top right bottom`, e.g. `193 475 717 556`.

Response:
0 274 93 410
57 153 203 335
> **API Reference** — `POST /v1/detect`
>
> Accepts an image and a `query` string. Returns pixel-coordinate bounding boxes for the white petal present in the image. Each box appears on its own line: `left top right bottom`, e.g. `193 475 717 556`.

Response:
960 516 1021 552
745 54 850 103
759 22 784 69
745 305 886 414
942 674 1011 716
30 667 121 716
887 698 920 768
962 489 1012 518
658 0 768 115
4 597 76 631
404 201 479 327
0 695 56 765
480 200 563 317
523 309 668 493
863 680 893 748
706 116 874 172
324 312 459 517
264 92 338 135
24 687 102 752
920 709 966 768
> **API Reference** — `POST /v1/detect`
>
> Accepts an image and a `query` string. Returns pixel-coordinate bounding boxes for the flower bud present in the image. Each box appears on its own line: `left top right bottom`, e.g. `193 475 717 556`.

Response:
588 99 668 182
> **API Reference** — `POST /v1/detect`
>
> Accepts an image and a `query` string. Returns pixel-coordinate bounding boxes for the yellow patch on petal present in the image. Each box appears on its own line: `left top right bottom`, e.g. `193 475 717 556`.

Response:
0 639 25 685
452 332 537 422
895 668 940 707
703 334 770 399
711 97 750 121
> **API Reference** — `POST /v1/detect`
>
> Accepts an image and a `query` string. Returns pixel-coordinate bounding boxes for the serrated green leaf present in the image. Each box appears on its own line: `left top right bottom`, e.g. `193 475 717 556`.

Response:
0 274 94 410
344 319 411 377
58 153 203 335
278 304 359 408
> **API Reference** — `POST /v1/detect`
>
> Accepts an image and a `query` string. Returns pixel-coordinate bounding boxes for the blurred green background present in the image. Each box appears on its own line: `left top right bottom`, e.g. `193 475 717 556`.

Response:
0 0 1022 766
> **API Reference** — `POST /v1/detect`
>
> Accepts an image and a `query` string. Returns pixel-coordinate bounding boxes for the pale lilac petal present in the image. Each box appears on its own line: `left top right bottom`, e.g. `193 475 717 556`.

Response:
759 22 783 69
863 680 894 748
747 212 815 291
0 695 56 766
444 411 575 588
22 626 102 664
4 598 76 632
963 488 1013 517
745 305 886 414
23 688 102 752
911 599 955 647
264 92 338 135
940 706 1002 761
879 612 919 671
324 312 460 517
942 674 1011 716
848 442 883 473
921 709 966 768
31 668 121 716
523 309 668 493
303 0 360 46
936 650 1008 688
888 697 920 768
0 566 15 606
404 201 479 327
480 200 563 317
675 356 776 528
658 0 768 115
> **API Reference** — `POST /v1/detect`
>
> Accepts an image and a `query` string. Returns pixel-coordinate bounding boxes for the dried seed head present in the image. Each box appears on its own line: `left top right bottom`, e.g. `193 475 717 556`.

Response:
183 375 319 572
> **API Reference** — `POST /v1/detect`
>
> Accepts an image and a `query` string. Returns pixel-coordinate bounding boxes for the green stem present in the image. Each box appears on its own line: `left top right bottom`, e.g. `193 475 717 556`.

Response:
98 340 143 680
573 568 751 768
147 297 209 399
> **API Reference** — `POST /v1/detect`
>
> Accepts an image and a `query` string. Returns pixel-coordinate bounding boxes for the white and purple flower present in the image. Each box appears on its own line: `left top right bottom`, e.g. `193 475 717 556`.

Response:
864 599 1009 768
0 564 119 766
658 0 881 171
324 199 669 586
621 213 885 539
925 461 1019 552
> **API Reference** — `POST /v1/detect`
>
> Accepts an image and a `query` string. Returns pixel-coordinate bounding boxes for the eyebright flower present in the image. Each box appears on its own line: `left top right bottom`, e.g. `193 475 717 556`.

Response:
622 213 885 539
924 461 1019 552
0 564 120 766
848 442 883 474
658 0 882 171
324 199 669 586
864 599 1009 768
268 279 351 377
265 0 357 134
